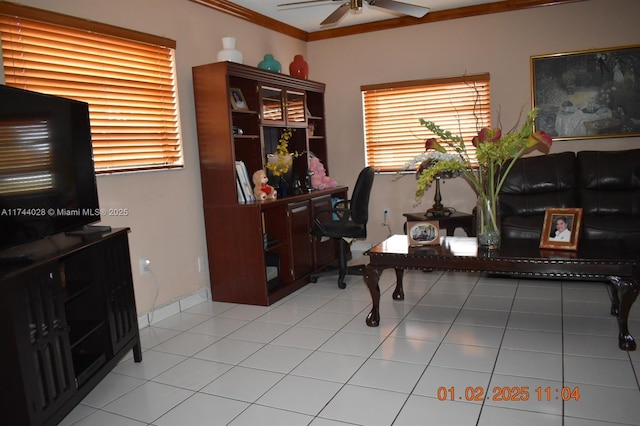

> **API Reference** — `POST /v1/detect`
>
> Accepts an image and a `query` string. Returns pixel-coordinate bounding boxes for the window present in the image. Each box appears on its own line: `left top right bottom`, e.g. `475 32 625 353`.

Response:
362 73 491 172
0 3 183 174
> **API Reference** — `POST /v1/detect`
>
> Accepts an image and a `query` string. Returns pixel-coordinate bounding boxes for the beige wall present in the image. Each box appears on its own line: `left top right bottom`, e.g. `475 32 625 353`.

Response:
308 0 640 244
2 0 639 312
6 0 307 313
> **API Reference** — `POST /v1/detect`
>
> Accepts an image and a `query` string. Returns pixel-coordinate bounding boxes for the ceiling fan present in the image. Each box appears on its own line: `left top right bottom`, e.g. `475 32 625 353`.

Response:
278 0 430 26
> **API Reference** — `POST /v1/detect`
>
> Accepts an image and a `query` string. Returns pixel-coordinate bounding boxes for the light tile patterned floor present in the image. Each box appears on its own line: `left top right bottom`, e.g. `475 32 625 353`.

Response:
60 267 640 425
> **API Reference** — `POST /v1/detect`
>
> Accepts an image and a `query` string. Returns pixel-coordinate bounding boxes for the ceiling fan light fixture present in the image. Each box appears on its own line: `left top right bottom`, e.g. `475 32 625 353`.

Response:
279 0 429 26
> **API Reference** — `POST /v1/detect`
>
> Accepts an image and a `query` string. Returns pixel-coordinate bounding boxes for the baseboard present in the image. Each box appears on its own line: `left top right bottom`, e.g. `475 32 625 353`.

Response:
136 243 373 329
137 287 211 329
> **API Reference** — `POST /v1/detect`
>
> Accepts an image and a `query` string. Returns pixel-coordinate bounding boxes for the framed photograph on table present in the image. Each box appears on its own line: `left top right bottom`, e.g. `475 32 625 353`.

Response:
540 208 583 251
230 87 248 110
407 221 440 246
531 45 640 140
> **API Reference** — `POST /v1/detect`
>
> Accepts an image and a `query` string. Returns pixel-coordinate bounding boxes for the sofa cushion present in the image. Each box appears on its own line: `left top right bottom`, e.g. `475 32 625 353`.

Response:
577 149 640 216
582 215 640 241
499 152 579 217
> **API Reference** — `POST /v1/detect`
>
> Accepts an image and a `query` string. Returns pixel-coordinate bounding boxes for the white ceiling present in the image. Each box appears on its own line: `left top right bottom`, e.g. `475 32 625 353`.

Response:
225 0 498 32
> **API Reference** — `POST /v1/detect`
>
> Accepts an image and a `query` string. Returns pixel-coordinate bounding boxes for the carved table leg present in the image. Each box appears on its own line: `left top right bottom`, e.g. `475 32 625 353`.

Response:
365 264 382 327
608 275 639 351
609 279 621 316
392 268 404 301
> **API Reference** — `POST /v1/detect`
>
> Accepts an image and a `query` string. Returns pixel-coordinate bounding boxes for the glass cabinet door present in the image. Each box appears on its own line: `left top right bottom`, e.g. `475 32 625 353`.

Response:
286 91 306 123
260 87 307 125
260 86 283 122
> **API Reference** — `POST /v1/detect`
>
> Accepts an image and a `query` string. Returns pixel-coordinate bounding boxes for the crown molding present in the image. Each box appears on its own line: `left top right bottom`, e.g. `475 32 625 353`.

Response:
188 0 308 40
189 0 586 41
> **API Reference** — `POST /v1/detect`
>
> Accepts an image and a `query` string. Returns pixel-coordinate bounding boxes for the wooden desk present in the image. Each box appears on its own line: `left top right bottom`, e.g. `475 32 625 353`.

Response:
403 211 475 236
204 186 349 306
363 235 640 351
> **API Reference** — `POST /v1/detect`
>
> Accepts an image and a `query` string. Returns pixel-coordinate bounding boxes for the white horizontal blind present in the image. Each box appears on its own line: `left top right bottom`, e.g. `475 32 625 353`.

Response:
0 5 183 173
362 74 491 172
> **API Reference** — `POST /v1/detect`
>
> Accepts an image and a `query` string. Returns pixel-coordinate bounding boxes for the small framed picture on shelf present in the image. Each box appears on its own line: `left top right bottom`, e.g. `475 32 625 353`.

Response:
230 87 248 110
539 207 583 251
407 221 440 246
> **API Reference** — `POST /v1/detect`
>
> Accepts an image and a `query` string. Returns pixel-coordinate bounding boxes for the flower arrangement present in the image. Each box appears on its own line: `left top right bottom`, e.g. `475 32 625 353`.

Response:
265 128 303 177
404 107 553 247
405 108 552 200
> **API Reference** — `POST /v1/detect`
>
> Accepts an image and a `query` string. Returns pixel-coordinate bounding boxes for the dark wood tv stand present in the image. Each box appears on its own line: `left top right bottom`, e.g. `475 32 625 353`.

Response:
0 228 141 426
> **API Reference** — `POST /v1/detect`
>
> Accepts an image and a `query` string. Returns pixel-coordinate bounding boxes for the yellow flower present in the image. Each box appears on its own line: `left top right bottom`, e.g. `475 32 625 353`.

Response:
265 128 303 177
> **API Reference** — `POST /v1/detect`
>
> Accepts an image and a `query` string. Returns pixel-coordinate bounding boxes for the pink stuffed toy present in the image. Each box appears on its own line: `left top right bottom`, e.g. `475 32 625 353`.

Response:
308 155 337 190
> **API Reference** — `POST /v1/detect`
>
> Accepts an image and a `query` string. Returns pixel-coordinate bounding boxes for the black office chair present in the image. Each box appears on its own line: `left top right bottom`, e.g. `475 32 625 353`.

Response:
310 166 374 289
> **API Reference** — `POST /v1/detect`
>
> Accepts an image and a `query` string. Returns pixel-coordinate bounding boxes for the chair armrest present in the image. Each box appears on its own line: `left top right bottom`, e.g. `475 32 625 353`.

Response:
334 199 350 209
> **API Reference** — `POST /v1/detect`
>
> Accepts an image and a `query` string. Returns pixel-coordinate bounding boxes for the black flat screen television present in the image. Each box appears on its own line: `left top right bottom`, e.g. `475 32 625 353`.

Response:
0 85 101 253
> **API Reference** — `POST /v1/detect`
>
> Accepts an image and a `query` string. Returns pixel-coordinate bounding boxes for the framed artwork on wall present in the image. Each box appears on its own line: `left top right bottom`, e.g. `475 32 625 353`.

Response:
539 208 583 251
407 220 440 246
531 45 640 140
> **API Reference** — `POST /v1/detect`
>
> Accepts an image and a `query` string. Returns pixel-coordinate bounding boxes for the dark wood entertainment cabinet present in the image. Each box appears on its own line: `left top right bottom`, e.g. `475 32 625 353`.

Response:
0 228 141 426
193 61 347 305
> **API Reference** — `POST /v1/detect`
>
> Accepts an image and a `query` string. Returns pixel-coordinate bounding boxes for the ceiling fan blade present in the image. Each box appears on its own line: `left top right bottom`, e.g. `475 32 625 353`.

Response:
321 3 350 25
278 0 340 7
369 0 430 18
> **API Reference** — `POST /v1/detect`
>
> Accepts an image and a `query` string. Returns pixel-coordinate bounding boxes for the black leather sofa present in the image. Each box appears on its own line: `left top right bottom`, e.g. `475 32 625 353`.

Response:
498 149 640 244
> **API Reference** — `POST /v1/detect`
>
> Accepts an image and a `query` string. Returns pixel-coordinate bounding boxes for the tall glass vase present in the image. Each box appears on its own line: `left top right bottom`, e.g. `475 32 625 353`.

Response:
476 193 501 249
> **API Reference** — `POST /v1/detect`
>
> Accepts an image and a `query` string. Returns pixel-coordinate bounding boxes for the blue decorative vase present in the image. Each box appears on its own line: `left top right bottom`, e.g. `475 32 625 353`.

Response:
258 54 281 73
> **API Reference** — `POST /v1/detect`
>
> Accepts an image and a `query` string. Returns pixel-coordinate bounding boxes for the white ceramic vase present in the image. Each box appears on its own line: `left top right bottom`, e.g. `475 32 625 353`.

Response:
217 36 243 64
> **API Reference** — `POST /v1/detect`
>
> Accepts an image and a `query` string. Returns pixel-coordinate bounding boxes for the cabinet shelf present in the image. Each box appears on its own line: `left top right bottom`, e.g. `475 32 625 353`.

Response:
62 279 99 303
68 320 105 349
265 242 285 252
73 351 107 387
234 134 260 140
232 109 258 115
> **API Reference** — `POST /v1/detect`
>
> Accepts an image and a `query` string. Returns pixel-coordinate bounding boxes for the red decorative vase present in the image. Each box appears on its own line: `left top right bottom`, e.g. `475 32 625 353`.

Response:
289 54 309 79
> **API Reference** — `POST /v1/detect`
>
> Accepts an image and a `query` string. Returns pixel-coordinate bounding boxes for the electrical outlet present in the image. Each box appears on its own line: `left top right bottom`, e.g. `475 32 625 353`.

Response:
139 257 151 275
382 208 390 225
197 256 205 273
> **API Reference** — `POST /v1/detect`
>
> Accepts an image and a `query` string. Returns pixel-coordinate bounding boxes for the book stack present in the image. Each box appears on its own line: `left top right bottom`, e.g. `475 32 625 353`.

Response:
235 161 255 203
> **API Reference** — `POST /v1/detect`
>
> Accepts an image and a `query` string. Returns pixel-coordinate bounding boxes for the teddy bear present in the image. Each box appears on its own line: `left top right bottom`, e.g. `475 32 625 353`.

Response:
308 155 337 190
252 169 277 200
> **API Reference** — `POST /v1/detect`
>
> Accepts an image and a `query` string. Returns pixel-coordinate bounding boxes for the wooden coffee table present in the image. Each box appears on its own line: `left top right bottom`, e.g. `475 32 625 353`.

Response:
363 235 640 351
